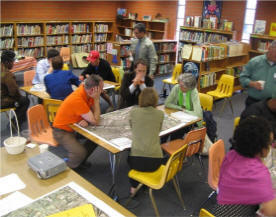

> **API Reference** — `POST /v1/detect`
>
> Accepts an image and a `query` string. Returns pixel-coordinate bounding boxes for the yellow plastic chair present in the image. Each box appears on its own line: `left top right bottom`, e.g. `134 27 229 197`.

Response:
112 67 122 92
161 64 182 95
233 117 240 130
43 98 62 123
199 208 215 217
207 74 234 114
128 145 188 216
199 93 213 111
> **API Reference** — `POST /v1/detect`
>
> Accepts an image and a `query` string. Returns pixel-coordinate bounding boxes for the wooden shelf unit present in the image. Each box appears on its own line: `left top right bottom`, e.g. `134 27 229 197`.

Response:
178 26 233 63
0 22 15 50
249 33 276 59
0 20 114 59
116 18 166 40
109 39 176 77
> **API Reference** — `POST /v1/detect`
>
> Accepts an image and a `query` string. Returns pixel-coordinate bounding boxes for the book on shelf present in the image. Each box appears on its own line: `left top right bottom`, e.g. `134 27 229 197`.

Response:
17 24 41 35
184 16 194 27
179 30 204 43
257 41 271 52
254 20 266 35
160 42 176 52
18 47 44 58
46 24 69 34
159 54 170 63
0 38 14 49
191 46 202 61
210 17 218 29
158 63 173 74
224 21 233 31
46 35 69 45
94 33 107 42
71 24 90 33
269 22 276 37
1 25 13 37
99 52 107 59
194 16 202 28
181 44 193 59
71 44 91 53
200 72 216 88
124 28 132 36
17 37 44 47
225 66 243 77
94 24 109 32
226 42 246 57
72 34 92 44
94 43 107 52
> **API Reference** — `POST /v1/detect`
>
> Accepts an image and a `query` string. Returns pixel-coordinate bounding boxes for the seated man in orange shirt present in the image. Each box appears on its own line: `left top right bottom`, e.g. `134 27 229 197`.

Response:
53 74 103 169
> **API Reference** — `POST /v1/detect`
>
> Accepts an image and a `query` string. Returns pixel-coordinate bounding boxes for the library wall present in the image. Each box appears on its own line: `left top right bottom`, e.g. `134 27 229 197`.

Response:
185 0 246 41
1 1 121 21
121 1 178 39
255 1 276 34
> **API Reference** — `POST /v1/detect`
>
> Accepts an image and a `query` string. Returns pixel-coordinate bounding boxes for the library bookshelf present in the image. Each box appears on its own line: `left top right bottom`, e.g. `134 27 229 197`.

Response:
178 26 233 63
116 18 166 40
0 20 115 59
249 34 276 59
110 39 177 77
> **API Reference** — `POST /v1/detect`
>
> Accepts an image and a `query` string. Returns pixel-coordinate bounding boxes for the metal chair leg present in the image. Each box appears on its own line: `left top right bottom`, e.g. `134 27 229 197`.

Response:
149 188 160 217
198 154 205 178
172 177 186 209
227 98 234 114
125 183 143 206
219 99 227 115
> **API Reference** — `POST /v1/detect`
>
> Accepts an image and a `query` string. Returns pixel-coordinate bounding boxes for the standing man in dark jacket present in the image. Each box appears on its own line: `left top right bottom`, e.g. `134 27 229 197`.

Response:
119 59 154 108
80 50 115 111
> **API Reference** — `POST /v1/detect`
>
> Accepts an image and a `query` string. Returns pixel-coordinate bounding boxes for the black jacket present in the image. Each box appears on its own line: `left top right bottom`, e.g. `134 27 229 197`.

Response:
81 58 115 82
241 99 276 138
119 71 154 108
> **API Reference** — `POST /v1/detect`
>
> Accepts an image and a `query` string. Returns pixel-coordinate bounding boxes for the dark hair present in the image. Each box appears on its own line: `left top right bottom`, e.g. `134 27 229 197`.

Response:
134 23 146 33
84 74 103 90
47 49 60 59
134 59 147 69
51 56 63 70
139 87 159 107
231 116 273 158
1 50 15 64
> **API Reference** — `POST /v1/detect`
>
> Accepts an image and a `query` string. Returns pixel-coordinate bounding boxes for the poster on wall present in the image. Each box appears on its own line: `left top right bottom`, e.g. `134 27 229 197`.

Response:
202 0 223 22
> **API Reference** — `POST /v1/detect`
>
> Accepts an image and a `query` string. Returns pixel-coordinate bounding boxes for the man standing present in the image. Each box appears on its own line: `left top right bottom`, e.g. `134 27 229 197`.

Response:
119 59 154 108
130 23 157 78
240 40 276 108
80 50 115 110
53 74 103 169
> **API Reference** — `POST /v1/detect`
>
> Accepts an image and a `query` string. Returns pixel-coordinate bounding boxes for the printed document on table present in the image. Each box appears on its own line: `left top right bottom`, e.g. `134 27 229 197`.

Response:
109 137 132 151
0 173 26 196
30 84 46 92
170 111 198 123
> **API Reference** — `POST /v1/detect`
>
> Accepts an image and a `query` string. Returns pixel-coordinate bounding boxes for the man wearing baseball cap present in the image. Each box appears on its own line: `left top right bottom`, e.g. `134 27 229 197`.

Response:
80 50 115 111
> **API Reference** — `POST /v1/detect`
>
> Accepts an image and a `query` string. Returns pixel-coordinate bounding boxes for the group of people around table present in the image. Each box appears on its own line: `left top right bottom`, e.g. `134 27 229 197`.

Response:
1 21 276 215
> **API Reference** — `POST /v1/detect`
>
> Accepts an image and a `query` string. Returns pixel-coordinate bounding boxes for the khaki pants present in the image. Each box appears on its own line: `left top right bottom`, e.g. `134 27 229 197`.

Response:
53 128 97 168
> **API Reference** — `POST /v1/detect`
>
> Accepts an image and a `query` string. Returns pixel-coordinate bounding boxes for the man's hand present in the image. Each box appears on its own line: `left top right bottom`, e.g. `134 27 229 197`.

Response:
249 81 263 90
132 73 144 86
90 86 102 99
78 119 88 127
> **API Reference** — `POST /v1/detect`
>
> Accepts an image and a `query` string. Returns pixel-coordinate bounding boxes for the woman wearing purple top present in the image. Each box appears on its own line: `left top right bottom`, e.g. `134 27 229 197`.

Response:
217 116 275 216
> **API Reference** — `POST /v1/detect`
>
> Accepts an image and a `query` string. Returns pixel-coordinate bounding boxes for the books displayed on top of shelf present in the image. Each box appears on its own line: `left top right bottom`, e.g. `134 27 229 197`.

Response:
94 43 107 52
269 22 276 37
46 24 69 34
124 28 132 36
71 44 91 53
71 24 90 33
94 24 109 32
120 45 130 57
0 38 14 49
254 20 266 35
18 47 44 58
184 16 194 27
200 72 216 88
17 24 41 35
46 35 69 45
203 18 217 29
225 66 243 77
194 16 202 28
257 40 272 52
159 54 170 63
1 25 13 37
17 37 44 47
72 34 92 44
94 33 107 42
223 21 233 32
158 63 173 74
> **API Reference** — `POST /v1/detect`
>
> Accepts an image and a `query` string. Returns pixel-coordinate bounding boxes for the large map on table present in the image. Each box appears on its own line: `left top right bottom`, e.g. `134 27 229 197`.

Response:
75 106 198 150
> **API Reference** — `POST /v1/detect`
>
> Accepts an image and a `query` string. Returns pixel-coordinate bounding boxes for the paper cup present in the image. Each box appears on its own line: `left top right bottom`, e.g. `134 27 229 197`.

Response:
258 80 265 89
39 144 49 153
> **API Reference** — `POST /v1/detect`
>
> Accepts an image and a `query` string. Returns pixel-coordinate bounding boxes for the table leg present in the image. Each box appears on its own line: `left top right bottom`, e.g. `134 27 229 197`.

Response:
108 152 121 201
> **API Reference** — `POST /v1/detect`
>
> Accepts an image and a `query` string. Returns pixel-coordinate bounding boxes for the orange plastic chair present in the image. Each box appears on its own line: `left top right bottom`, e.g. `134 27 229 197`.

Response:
27 104 58 146
24 70 36 86
208 139 225 190
162 127 207 172
207 74 234 114
60 47 71 62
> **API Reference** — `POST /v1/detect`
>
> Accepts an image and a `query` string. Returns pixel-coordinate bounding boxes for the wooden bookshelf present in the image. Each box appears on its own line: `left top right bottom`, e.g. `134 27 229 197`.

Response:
0 22 15 50
249 33 276 59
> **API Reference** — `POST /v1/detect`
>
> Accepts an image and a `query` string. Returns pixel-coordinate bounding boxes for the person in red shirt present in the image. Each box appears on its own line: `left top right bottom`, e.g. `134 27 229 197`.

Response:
53 74 103 169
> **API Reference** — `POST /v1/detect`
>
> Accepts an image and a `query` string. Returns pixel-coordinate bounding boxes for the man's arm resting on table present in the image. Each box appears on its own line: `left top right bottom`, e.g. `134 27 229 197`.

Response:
81 99 101 125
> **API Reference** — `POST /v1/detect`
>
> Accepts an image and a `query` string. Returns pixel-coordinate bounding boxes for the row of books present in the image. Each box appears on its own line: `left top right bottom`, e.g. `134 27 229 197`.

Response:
179 31 228 43
94 43 107 52
17 24 42 35
0 38 14 49
1 25 13 37
94 24 109 32
18 48 44 58
72 34 92 44
46 24 69 34
159 43 176 52
99 52 107 59
46 35 69 45
158 64 173 74
159 54 170 63
225 66 243 77
18 37 44 47
71 24 90 33
71 44 91 53
257 41 272 52
120 45 130 57
200 72 217 88
94 34 107 42
125 28 132 36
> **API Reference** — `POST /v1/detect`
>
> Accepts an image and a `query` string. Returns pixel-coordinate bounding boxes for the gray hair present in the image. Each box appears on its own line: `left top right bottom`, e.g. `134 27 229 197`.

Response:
84 74 103 90
177 73 197 90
